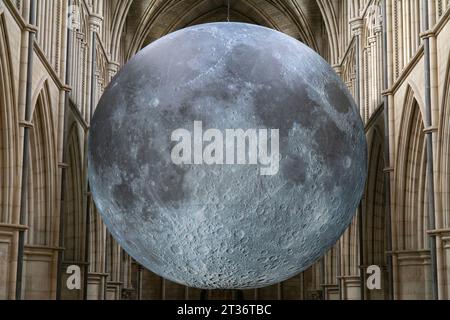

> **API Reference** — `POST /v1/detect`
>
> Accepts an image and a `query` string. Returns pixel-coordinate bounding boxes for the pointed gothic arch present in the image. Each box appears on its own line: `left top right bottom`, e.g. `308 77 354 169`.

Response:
364 126 385 263
110 0 133 62
0 9 19 300
363 121 387 300
63 124 84 263
89 206 106 274
392 85 432 300
26 80 58 247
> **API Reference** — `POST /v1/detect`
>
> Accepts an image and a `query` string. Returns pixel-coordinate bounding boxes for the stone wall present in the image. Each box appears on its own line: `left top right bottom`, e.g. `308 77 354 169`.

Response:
0 0 449 300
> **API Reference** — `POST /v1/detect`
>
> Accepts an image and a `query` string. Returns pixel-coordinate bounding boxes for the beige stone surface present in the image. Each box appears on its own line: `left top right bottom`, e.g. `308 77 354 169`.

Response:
0 0 450 300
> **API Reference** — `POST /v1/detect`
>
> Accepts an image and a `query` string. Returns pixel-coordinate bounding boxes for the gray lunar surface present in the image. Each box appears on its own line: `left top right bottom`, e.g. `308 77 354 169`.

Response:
88 22 367 289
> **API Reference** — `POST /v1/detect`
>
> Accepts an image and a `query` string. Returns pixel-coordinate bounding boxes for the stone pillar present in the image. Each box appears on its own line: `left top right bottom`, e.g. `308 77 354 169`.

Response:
84 13 102 122
392 250 432 300
339 275 362 300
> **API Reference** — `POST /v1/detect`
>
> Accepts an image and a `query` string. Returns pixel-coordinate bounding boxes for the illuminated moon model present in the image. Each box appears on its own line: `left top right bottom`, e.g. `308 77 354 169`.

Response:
88 22 367 289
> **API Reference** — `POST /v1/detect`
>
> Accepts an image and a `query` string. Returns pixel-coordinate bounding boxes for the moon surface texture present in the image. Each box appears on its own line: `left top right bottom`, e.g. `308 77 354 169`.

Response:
88 22 367 289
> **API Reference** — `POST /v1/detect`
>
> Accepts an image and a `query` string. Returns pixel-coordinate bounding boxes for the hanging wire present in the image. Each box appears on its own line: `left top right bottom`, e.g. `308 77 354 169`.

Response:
227 0 230 22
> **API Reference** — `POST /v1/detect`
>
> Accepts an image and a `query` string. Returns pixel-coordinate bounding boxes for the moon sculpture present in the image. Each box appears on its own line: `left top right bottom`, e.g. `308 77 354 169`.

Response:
88 22 367 289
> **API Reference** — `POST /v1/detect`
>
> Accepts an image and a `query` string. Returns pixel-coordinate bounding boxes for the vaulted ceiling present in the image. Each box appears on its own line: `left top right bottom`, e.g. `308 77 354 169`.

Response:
110 0 340 65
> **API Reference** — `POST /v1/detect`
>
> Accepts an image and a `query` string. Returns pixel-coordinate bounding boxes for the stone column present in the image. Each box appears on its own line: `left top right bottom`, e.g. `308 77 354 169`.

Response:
86 272 108 300
83 12 103 300
15 0 38 300
350 18 365 119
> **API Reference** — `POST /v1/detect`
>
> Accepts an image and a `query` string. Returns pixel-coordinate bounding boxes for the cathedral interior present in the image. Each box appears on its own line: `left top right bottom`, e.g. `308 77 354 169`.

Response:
0 0 450 301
